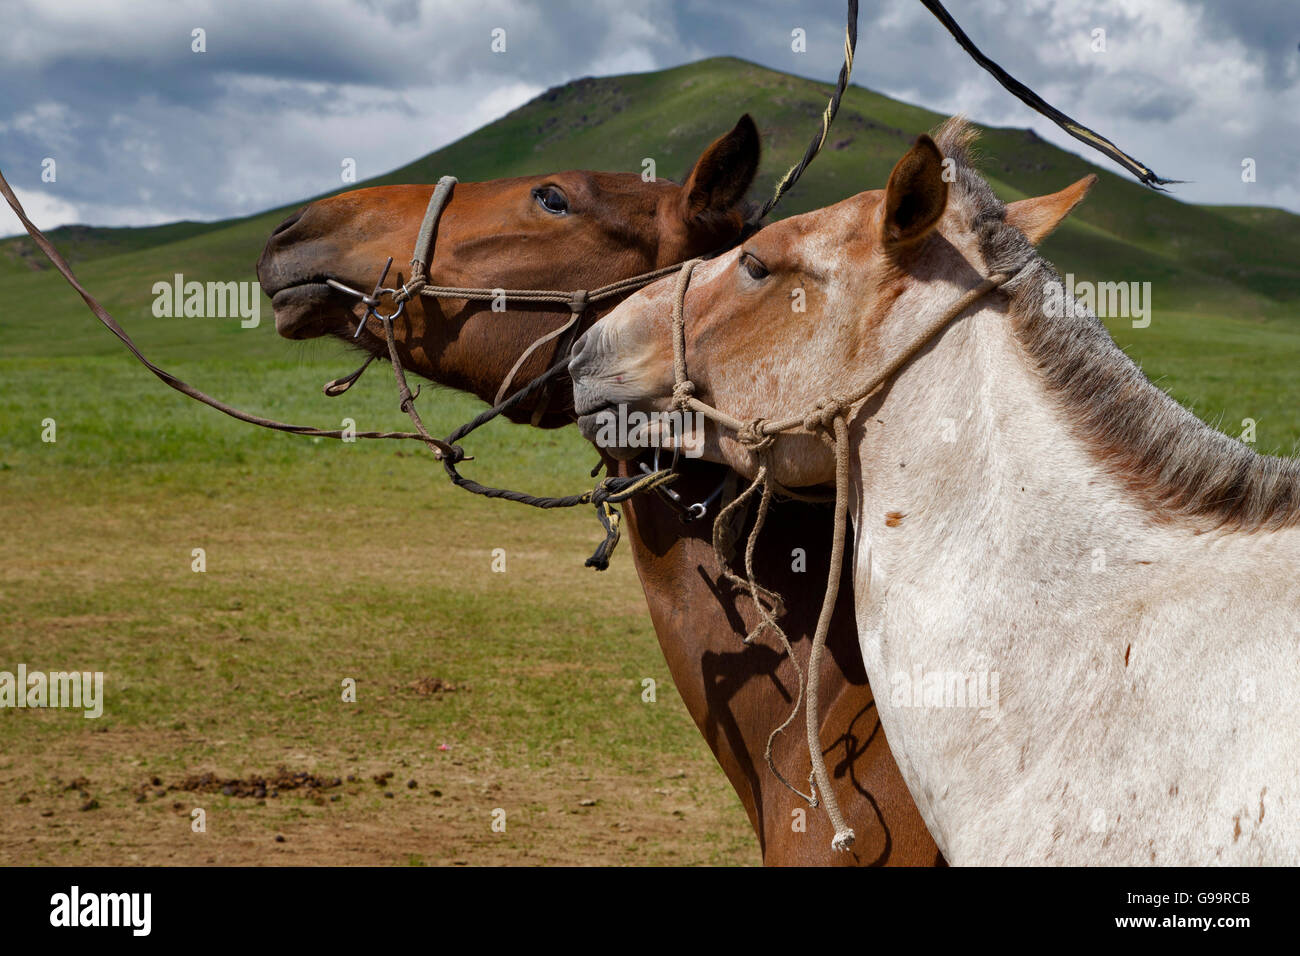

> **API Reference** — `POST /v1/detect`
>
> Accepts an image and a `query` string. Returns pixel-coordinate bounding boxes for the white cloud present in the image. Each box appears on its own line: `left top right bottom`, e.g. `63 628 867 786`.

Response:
0 0 1295 233
1 185 81 233
859 0 1299 208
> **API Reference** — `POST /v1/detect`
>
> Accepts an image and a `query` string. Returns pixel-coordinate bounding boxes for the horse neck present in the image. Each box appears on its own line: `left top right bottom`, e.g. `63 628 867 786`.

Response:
841 297 1300 864
846 297 1300 639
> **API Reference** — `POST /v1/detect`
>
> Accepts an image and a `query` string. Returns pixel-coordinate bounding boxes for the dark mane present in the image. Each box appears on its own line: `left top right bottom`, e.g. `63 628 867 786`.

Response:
934 117 1300 532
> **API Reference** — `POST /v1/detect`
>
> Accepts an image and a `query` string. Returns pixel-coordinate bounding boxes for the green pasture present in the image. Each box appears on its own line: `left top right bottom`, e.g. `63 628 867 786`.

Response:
0 351 758 863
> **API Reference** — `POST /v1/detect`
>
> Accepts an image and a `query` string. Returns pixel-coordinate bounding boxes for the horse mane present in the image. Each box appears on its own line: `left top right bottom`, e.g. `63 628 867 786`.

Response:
933 117 1300 533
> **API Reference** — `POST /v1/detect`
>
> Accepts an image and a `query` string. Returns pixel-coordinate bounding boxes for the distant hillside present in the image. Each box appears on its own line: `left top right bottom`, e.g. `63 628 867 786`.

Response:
2 55 1298 364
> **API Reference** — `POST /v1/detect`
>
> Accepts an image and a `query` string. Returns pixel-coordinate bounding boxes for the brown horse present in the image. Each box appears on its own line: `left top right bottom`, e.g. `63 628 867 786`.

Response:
256 117 940 865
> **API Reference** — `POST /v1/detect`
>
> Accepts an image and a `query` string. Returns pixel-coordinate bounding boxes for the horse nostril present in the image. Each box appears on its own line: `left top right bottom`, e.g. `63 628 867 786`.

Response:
570 330 593 367
271 207 306 238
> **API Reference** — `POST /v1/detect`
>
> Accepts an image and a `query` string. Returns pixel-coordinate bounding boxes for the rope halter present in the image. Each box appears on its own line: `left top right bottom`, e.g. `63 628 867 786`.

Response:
665 251 1020 852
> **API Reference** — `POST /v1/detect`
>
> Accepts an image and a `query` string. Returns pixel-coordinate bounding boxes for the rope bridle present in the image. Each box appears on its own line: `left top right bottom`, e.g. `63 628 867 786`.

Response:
663 257 1019 851
307 174 748 569
321 175 696 431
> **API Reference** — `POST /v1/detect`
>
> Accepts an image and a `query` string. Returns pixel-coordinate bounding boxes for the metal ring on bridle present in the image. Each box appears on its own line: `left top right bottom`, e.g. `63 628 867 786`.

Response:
368 288 406 323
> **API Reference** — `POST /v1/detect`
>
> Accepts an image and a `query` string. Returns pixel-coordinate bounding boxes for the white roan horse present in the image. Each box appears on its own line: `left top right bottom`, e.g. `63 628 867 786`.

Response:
568 119 1300 865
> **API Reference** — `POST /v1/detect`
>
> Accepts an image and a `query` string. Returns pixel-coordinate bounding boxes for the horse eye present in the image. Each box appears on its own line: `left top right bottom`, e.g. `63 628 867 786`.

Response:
533 186 569 215
741 252 769 280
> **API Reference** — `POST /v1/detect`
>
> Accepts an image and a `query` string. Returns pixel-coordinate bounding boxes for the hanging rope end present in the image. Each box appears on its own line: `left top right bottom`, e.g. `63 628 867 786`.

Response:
583 500 623 571
1143 175 1186 191
435 442 470 464
831 828 856 852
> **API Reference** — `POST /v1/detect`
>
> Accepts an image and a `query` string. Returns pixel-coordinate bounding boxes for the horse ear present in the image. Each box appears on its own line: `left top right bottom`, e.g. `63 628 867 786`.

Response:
680 114 760 220
1004 175 1097 245
882 135 948 248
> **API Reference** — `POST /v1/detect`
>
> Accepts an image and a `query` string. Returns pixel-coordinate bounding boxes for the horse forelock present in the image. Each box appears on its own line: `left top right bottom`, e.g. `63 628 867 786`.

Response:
932 118 1300 533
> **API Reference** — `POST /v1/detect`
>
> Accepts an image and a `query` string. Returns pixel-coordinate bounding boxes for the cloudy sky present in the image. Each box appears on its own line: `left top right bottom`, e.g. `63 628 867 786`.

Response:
1 0 1297 237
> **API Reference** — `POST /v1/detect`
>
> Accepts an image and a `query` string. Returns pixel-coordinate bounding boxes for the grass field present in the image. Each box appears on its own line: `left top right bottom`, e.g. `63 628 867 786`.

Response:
0 358 758 864
2 57 1298 865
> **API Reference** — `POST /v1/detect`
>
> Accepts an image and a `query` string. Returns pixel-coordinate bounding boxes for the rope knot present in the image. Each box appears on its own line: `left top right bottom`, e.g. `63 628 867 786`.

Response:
568 289 589 313
736 418 774 452
396 273 426 305
398 384 422 413
804 396 845 434
587 476 615 505
671 380 696 410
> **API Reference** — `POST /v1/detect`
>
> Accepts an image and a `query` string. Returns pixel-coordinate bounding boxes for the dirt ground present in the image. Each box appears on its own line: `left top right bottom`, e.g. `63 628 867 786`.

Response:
3 729 749 865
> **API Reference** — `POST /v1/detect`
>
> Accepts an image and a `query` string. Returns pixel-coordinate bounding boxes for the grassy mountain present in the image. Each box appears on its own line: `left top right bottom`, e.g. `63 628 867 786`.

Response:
2 56 1298 444
6 57 1300 311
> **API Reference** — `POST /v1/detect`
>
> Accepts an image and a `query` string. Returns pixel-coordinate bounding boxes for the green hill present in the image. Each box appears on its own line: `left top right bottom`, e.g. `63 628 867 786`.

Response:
6 56 1300 325
2 56 1298 446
